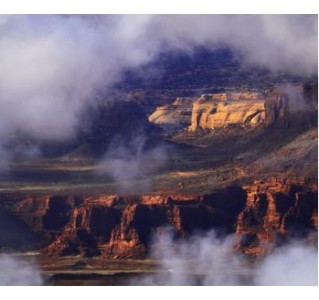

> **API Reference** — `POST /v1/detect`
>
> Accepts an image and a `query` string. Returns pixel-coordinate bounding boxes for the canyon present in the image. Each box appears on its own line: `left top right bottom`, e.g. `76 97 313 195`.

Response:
0 82 317 262
0 46 317 287
0 177 317 259
0 15 317 287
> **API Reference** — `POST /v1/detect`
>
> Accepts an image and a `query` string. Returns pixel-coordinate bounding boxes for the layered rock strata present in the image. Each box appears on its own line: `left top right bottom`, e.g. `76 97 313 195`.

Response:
189 92 266 131
149 83 317 132
148 97 194 129
0 178 316 258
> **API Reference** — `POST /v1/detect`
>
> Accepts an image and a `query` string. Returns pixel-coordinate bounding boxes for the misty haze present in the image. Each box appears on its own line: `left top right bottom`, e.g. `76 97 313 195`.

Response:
0 14 317 286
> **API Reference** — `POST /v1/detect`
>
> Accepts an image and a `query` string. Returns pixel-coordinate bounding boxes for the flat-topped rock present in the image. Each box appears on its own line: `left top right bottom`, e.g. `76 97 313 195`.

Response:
189 92 266 131
148 97 194 129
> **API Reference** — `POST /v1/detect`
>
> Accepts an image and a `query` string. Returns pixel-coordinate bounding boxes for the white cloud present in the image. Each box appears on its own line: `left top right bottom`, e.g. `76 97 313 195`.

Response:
0 15 317 167
131 229 318 286
0 254 43 285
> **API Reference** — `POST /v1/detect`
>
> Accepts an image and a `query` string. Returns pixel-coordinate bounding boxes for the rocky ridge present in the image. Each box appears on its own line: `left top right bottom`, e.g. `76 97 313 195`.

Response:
149 83 317 132
0 178 316 258
189 92 266 131
148 97 194 129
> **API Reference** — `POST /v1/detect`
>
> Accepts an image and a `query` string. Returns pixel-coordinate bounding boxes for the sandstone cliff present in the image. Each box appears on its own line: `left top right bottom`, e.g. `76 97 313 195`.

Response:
148 83 317 132
0 178 316 258
189 93 266 131
236 178 318 256
148 97 194 129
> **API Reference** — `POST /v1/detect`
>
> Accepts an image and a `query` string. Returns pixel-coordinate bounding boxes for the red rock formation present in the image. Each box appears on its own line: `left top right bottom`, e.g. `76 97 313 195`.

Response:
0 179 317 258
236 178 318 256
39 188 247 258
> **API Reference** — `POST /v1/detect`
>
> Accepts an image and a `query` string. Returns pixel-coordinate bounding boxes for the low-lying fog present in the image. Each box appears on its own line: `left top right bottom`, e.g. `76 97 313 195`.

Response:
1 229 317 286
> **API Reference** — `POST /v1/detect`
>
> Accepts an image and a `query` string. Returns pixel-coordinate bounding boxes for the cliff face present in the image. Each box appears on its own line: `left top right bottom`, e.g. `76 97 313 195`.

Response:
148 97 194 129
148 83 317 132
236 178 318 255
189 93 266 131
264 93 289 126
0 179 317 258
153 90 291 132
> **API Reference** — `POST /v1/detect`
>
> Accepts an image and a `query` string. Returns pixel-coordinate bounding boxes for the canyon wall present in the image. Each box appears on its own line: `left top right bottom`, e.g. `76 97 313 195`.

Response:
149 83 317 132
0 178 317 258
236 178 318 256
189 93 266 131
148 97 194 129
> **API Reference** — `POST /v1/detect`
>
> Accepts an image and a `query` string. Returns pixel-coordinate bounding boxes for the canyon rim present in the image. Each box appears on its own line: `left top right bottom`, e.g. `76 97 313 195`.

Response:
0 14 317 287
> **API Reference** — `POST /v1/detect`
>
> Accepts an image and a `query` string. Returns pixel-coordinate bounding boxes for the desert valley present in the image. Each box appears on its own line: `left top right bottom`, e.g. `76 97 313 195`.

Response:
0 15 317 286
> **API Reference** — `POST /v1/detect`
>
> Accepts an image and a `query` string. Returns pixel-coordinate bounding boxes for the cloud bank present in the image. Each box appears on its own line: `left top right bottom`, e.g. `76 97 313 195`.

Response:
152 15 318 75
0 15 317 165
97 135 168 192
255 242 318 285
131 229 318 286
0 254 43 286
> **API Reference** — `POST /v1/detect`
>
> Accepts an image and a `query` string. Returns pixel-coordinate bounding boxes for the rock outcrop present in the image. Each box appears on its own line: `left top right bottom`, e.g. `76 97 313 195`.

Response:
0 178 316 258
236 178 318 256
148 97 194 129
189 93 266 131
149 83 317 132
264 93 289 126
